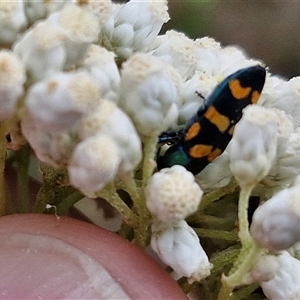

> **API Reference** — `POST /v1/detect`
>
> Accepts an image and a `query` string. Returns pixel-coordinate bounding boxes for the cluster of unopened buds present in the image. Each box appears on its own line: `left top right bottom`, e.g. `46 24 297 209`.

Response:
1 1 300 299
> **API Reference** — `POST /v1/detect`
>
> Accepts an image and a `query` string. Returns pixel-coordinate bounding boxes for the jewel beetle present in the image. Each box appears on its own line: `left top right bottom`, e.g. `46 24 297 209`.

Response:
157 65 266 175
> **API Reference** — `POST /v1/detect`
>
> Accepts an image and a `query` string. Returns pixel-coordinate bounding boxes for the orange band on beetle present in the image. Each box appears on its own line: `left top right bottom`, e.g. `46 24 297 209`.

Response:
229 79 251 100
251 90 261 104
228 124 235 136
205 106 230 133
207 148 222 162
189 144 212 158
185 122 201 141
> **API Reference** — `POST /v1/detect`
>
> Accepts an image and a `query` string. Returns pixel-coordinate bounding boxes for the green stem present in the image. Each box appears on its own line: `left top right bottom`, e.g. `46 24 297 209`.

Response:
121 174 150 248
199 177 238 211
97 182 137 228
0 122 7 216
16 145 31 213
33 186 48 213
142 135 158 187
220 242 263 299
229 283 260 300
57 190 83 214
217 184 264 299
238 186 253 246
187 214 235 229
193 228 239 242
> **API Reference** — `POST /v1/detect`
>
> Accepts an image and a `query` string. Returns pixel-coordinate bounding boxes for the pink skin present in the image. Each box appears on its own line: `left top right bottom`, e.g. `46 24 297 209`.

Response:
0 214 187 299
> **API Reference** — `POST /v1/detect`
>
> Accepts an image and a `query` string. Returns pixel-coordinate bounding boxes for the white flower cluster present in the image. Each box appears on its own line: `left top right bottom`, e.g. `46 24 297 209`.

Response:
151 220 211 284
250 176 300 252
245 251 300 300
145 166 211 283
3 0 300 296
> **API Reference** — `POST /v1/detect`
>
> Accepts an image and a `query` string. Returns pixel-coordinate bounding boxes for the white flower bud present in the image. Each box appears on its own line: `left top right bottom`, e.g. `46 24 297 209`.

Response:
46 4 100 69
0 50 26 120
250 178 300 251
229 105 278 188
0 2 27 46
120 53 179 136
152 30 197 80
13 22 66 82
100 0 169 60
194 37 222 75
78 100 142 176
82 0 112 25
259 75 300 127
195 39 259 79
250 251 300 300
151 220 211 284
179 72 218 124
196 151 232 192
145 165 203 223
25 71 100 134
265 128 300 189
68 135 121 195
217 46 258 76
21 115 76 167
81 45 120 103
23 1 68 24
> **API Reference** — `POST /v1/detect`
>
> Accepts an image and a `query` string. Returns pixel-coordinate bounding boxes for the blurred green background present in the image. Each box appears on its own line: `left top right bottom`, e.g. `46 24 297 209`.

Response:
163 1 300 78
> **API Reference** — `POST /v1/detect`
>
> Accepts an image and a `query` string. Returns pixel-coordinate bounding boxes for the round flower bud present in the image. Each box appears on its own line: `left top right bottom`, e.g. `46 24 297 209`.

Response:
250 251 300 300
81 45 120 103
100 0 169 60
13 22 66 82
46 4 100 69
68 135 121 196
83 0 112 25
250 178 300 251
25 71 100 134
194 37 221 75
145 165 203 223
21 115 76 168
259 75 300 128
78 100 142 176
152 30 197 81
23 1 68 25
151 220 211 284
229 105 278 189
0 2 27 46
0 50 26 120
217 46 260 76
264 123 300 189
120 53 179 136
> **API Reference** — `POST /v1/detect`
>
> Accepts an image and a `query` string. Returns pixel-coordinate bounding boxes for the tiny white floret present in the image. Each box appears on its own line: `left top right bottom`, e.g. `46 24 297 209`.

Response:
151 220 211 283
120 53 179 136
81 45 120 103
46 4 100 69
229 105 278 188
250 251 300 300
0 50 26 120
78 100 142 176
68 134 121 195
145 165 203 223
152 30 197 80
13 22 66 82
250 178 300 251
0 2 27 46
100 0 169 60
25 71 100 134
